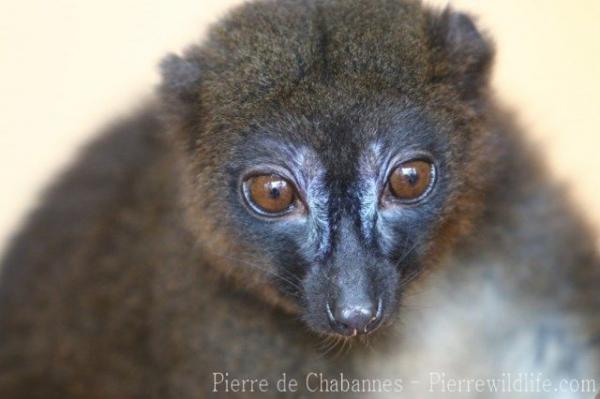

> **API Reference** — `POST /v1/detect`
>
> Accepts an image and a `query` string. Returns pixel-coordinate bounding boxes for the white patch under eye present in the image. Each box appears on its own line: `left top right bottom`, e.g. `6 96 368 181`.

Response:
283 145 330 260
357 141 385 240
303 175 330 259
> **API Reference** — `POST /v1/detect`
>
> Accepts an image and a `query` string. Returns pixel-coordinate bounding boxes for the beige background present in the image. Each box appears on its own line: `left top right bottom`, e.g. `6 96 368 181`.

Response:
1 0 599 254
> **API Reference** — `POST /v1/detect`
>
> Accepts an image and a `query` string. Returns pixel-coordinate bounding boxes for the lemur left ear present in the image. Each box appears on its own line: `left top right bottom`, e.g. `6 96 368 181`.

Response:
157 52 203 150
427 8 494 100
158 52 202 109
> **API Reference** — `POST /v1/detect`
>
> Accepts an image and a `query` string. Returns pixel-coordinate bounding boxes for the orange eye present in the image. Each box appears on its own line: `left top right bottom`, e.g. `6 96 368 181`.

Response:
243 174 297 215
388 160 434 202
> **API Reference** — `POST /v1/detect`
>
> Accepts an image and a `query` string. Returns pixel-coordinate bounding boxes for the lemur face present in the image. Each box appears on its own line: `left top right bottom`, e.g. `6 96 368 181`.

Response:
160 0 494 337
225 96 451 336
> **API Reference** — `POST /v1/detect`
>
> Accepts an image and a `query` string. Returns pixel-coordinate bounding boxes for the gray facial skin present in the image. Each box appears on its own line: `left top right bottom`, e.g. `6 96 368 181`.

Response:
224 106 449 336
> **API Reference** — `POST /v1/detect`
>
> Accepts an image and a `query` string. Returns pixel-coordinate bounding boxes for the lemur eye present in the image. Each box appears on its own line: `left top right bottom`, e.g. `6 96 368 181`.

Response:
387 160 434 203
243 174 297 216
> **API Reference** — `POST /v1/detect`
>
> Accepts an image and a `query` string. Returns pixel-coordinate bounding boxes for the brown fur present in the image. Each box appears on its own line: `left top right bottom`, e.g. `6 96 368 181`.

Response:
0 0 598 398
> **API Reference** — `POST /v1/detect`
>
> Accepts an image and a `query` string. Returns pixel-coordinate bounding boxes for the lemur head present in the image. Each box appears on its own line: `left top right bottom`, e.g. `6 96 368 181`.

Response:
159 0 496 337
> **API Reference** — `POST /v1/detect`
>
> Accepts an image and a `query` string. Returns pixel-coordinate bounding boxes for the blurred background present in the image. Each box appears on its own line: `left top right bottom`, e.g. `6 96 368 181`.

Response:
1 0 599 253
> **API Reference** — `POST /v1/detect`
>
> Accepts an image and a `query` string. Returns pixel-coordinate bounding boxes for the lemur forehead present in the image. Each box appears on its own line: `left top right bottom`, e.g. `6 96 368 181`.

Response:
248 138 391 182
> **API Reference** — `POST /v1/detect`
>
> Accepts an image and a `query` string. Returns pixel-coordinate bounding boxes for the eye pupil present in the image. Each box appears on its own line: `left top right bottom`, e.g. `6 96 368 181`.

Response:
388 160 434 202
244 174 297 215
403 167 419 186
267 182 283 199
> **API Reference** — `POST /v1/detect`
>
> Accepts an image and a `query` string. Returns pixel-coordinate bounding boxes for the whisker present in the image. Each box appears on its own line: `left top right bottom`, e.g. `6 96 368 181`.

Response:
396 239 419 269
331 336 349 359
320 335 342 357
192 236 305 293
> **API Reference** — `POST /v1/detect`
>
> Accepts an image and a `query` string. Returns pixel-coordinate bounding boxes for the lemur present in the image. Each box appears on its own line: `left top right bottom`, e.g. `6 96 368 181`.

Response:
0 0 598 397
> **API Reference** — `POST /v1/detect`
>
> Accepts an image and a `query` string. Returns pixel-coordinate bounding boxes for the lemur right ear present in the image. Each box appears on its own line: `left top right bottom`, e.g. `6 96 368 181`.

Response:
158 52 202 108
427 7 495 100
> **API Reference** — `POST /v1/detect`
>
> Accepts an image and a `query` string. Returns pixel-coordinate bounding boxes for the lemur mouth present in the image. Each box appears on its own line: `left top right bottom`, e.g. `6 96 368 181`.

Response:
325 297 384 337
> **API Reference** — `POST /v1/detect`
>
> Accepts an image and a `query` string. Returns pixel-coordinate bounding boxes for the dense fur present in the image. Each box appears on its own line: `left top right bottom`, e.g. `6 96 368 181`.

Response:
0 0 598 398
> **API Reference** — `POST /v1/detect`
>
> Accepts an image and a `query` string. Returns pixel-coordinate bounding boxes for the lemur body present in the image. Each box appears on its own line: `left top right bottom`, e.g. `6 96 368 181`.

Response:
0 0 598 397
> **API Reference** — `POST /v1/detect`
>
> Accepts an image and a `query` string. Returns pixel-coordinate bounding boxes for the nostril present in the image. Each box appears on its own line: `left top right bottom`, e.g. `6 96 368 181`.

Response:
326 298 383 336
365 297 384 332
327 302 352 335
335 304 373 335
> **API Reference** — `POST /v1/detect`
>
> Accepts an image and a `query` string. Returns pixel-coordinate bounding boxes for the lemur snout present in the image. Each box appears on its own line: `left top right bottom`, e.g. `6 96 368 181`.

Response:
326 297 383 336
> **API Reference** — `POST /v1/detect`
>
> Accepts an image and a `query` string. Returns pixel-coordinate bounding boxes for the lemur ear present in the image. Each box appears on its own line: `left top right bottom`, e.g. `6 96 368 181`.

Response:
427 8 494 99
158 52 202 107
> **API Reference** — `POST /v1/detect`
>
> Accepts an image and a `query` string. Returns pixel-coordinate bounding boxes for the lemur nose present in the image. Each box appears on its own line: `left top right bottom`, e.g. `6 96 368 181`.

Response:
326 298 383 336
